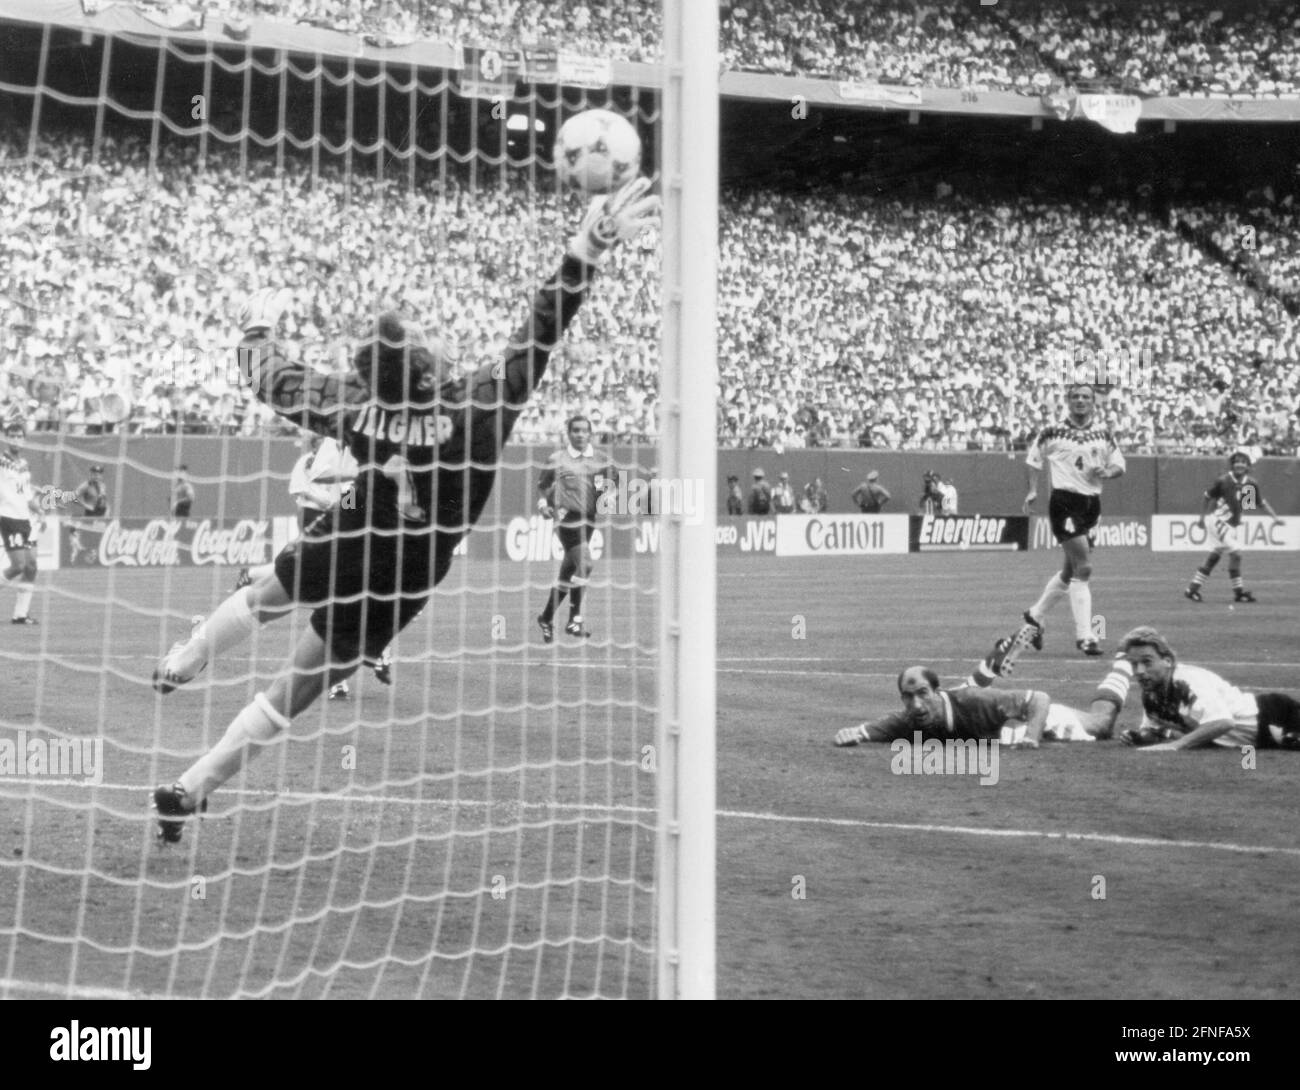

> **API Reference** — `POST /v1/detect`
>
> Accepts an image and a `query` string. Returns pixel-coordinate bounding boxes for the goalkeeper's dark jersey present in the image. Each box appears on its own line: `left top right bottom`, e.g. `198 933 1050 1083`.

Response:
238 255 592 533
863 687 1037 743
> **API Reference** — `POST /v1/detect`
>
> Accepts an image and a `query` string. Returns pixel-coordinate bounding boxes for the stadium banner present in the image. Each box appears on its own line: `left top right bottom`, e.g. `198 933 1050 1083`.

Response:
836 82 923 107
775 514 909 557
57 517 272 568
1151 515 1300 552
1075 93 1142 134
632 517 777 556
459 46 522 100
1030 515 1150 550
910 514 1028 552
556 52 613 89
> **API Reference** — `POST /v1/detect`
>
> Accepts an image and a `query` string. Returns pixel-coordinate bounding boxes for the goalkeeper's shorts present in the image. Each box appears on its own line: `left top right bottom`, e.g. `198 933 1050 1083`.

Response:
274 502 463 661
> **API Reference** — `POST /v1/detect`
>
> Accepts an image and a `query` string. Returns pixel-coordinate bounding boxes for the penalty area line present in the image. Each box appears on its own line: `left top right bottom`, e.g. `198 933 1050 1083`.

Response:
722 809 1300 858
0 976 186 1000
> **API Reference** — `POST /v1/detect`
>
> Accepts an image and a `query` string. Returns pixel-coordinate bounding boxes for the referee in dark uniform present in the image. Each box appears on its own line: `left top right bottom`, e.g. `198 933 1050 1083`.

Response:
536 414 611 642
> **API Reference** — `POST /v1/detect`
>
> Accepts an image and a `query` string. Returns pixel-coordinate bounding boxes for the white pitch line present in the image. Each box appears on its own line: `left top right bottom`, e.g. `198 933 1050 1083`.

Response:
2 780 1297 859
0 977 183 1000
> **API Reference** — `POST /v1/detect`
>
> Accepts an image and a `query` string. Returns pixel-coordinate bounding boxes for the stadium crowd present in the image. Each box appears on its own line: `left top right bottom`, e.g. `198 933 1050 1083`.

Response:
2 132 1298 455
181 0 1300 96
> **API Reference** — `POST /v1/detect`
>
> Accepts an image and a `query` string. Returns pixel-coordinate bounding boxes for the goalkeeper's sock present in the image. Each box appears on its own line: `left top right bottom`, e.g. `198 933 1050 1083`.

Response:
180 588 258 674
541 586 567 624
1028 573 1069 623
569 584 585 618
180 692 288 802
1068 579 1094 642
12 586 34 620
246 562 276 582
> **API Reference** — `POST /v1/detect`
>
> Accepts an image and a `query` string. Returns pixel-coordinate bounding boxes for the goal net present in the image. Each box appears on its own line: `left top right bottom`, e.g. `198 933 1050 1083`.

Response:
0 1 714 1000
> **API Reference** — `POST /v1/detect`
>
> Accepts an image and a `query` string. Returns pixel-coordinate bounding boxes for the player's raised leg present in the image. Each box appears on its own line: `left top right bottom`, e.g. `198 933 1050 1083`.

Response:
1061 534 1101 655
154 625 355 841
153 569 294 693
1185 548 1221 602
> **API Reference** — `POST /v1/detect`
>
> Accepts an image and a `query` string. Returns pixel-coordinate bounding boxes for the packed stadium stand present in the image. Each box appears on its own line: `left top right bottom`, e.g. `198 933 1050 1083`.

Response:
198 0 1300 94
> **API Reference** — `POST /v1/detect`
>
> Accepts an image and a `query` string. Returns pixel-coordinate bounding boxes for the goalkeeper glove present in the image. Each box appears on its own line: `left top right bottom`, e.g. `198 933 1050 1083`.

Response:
566 176 661 267
537 497 556 519
238 287 292 336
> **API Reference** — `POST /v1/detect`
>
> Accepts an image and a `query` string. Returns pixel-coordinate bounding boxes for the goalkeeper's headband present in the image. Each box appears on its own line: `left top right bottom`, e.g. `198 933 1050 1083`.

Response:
1119 626 1176 664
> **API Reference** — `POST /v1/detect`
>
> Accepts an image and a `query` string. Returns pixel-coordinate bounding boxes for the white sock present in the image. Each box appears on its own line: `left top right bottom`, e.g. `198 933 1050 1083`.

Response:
177 588 258 676
248 562 276 581
1094 657 1132 706
1069 580 1094 642
1029 573 1069 622
179 692 289 802
12 586 34 619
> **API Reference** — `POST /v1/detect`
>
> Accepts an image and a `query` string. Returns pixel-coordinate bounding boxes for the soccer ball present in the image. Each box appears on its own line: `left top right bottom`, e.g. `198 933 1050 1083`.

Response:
553 109 641 194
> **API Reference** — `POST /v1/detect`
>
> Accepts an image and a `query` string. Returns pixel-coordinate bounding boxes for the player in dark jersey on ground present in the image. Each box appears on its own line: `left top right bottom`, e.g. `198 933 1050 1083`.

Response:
1018 382 1126 658
1185 451 1283 604
833 666 1052 747
150 179 660 842
536 413 611 642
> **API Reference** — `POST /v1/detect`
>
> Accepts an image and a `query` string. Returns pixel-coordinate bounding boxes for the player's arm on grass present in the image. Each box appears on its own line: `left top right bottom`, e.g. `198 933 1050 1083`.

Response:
1140 717 1236 752
834 713 910 747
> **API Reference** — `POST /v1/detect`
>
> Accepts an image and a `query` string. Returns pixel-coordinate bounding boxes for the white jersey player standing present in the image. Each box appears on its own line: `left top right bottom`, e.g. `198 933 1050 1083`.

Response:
1020 382 1126 657
0 416 42 625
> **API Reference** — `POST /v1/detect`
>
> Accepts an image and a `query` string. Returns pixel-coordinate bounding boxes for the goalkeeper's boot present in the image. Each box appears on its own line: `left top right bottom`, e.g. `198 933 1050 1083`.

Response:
537 615 554 644
11 615 38 625
153 782 206 844
328 680 350 700
565 616 591 639
152 616 208 694
369 650 392 686
1021 610 1044 651
1076 638 1103 657
1184 587 1203 602
233 567 252 592
1234 590 1257 603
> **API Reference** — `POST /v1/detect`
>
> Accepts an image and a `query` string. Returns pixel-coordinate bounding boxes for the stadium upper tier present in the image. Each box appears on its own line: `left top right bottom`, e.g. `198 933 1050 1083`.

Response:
1 133 1297 454
198 0 1300 96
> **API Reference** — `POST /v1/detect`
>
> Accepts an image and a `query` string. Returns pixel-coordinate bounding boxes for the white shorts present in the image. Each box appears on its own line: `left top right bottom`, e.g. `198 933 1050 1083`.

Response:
1043 704 1095 742
1205 518 1241 552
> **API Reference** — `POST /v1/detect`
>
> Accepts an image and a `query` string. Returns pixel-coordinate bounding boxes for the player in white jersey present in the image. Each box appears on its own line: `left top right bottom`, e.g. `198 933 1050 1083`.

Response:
1117 627 1300 752
1019 383 1126 657
0 417 42 624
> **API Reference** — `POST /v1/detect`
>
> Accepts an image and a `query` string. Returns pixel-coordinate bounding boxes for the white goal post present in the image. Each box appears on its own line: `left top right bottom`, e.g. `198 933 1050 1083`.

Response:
657 0 718 1000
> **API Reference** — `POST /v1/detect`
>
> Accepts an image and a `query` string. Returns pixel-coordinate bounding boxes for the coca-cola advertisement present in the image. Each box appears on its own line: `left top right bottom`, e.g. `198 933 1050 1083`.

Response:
60 518 272 568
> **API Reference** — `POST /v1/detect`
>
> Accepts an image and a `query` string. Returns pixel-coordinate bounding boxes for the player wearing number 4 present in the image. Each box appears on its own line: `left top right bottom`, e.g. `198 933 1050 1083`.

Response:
1185 451 1282 604
148 178 660 843
1019 383 1126 657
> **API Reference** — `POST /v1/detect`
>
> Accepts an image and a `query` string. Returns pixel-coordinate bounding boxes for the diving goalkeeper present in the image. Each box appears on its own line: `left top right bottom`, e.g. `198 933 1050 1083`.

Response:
150 179 660 842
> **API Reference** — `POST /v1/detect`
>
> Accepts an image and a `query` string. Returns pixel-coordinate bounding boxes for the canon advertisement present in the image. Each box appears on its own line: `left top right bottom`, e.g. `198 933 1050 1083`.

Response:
774 514 910 557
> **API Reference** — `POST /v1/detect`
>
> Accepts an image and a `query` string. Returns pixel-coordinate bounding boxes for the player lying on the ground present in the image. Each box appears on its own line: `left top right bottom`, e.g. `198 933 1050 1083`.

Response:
0 415 44 625
833 665 1090 749
1184 450 1283 604
1112 626 1300 752
149 178 661 843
